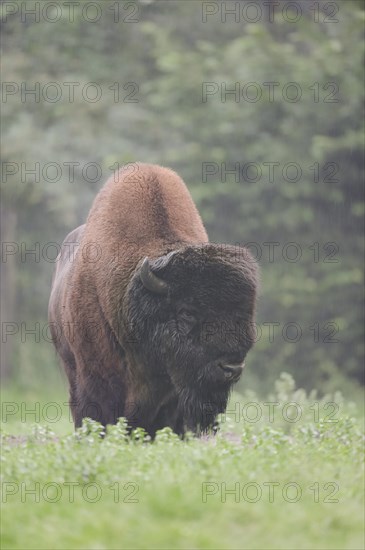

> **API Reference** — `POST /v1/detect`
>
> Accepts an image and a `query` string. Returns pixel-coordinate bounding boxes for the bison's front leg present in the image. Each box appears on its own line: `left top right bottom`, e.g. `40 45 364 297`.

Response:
70 371 126 428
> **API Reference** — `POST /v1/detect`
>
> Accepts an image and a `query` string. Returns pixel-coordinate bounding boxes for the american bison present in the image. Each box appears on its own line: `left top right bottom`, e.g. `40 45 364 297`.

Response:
49 163 258 436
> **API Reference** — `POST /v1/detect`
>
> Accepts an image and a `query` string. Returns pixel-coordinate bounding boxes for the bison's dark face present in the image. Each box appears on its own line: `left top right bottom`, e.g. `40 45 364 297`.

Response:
124 244 258 433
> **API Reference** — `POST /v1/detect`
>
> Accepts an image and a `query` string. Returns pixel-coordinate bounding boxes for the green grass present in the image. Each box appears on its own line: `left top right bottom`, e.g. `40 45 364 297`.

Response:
1 374 364 550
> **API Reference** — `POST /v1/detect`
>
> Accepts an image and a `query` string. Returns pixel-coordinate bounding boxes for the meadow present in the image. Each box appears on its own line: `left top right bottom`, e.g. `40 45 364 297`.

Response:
1 374 364 550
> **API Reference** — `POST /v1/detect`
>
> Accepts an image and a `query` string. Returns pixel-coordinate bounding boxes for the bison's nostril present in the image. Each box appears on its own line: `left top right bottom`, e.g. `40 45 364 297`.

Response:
219 363 244 379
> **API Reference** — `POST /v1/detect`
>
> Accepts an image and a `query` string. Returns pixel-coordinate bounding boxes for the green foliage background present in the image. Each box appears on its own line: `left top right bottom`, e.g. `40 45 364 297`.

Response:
1 0 364 396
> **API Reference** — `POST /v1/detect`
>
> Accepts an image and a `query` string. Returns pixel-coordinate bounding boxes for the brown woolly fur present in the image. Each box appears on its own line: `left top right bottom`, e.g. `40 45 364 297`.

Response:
49 163 258 436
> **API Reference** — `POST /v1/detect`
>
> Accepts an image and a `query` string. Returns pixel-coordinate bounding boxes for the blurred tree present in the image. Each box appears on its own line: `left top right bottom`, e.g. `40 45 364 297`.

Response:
1 0 363 393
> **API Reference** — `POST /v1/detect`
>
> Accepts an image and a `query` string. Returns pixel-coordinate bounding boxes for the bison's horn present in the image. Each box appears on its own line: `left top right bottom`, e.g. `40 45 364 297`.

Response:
140 257 169 295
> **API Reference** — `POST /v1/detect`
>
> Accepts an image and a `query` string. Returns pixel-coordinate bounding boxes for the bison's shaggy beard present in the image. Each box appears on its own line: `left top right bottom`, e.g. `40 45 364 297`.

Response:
176 385 231 434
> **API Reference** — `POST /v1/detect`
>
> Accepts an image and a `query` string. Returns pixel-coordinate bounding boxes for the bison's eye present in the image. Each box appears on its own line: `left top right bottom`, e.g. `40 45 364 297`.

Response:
178 307 197 322
176 307 198 336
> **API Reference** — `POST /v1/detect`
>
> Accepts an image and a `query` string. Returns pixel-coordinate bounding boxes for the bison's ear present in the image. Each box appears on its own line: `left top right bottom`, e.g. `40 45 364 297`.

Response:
140 257 169 295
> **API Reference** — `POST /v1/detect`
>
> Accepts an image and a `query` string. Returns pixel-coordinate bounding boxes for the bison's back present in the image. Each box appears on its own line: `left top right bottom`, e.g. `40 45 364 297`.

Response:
85 163 208 254
72 164 209 324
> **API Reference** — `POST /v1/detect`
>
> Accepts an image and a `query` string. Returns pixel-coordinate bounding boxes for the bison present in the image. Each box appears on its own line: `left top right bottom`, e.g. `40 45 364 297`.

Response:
49 163 258 436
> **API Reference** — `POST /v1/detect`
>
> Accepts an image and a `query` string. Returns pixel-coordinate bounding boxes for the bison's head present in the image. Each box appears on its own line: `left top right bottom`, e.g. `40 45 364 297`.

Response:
124 244 258 433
